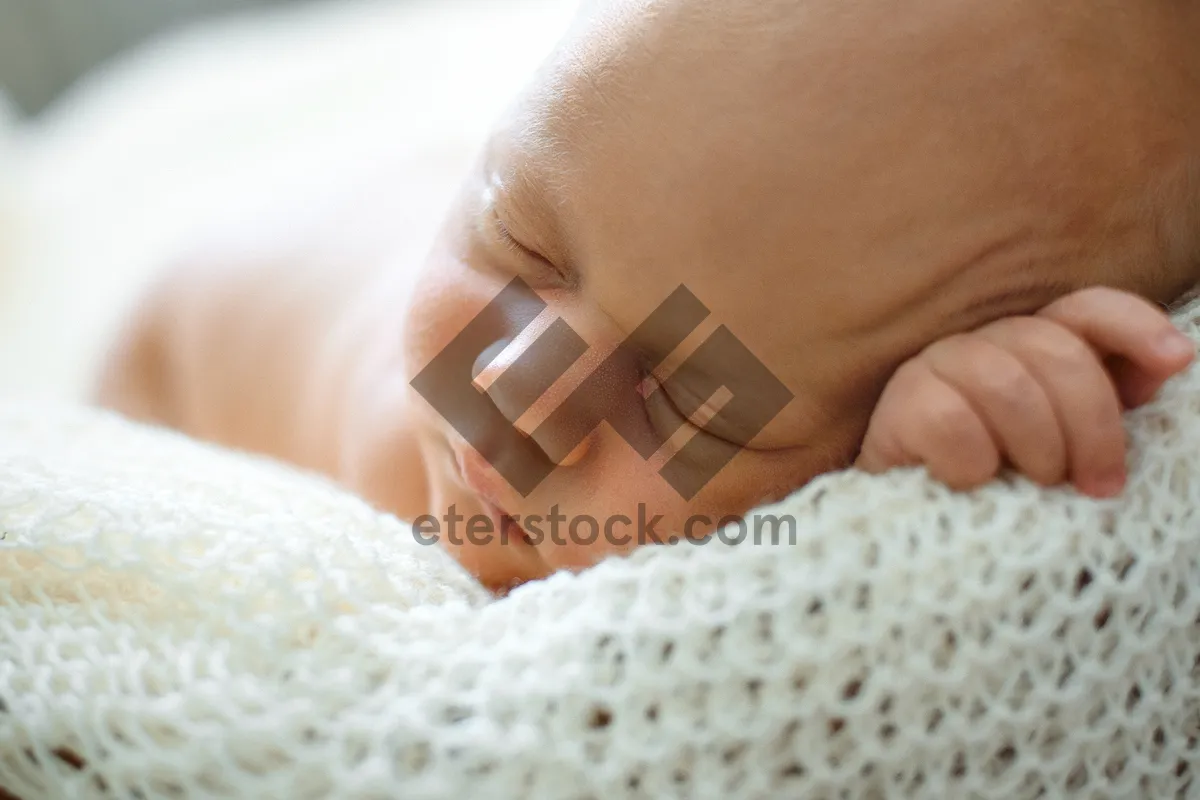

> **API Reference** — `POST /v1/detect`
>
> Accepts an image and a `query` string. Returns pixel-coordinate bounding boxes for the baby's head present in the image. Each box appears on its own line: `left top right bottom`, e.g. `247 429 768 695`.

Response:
399 0 1200 589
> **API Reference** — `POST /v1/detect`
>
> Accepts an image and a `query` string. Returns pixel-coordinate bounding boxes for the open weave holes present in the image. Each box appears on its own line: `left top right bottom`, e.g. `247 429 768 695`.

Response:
2 302 1200 799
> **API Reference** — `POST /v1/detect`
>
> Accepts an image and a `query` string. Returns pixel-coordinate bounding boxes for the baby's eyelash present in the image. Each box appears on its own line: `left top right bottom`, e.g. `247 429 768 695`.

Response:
640 364 740 446
490 213 570 285
492 215 520 250
639 366 694 429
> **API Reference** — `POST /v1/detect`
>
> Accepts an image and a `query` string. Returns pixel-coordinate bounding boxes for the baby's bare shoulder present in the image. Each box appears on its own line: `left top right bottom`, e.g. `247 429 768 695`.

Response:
96 149 461 460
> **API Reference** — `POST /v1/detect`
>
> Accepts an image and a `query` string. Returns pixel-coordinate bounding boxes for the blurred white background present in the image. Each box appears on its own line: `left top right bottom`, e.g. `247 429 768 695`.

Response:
0 0 576 403
0 0 298 116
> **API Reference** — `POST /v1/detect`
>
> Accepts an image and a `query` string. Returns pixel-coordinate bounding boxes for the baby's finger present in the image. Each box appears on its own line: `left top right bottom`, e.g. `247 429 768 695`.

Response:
1038 287 1194 380
978 317 1127 497
1105 355 1176 409
922 334 1068 486
855 373 920 473
858 361 1001 489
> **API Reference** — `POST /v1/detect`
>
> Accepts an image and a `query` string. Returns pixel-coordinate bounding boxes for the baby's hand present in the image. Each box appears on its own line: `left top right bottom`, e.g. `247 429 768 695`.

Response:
856 287 1195 498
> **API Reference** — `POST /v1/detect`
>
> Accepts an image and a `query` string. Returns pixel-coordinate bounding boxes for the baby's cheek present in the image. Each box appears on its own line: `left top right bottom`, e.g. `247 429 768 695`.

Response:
402 283 476 379
692 442 849 519
519 448 681 569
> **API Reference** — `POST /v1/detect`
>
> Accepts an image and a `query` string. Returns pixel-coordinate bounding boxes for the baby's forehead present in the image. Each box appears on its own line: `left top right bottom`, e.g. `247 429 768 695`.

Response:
494 23 807 233
483 0 1178 438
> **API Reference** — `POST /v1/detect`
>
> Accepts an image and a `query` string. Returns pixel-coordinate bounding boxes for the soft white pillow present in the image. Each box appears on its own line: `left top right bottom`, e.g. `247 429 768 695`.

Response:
2 302 1198 799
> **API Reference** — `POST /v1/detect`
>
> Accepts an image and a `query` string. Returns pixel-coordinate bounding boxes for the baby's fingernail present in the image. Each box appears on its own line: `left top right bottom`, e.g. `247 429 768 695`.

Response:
1156 330 1194 362
1082 471 1126 499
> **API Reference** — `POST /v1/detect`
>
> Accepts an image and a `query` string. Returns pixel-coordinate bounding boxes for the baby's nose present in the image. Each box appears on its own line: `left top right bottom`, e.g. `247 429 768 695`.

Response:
472 320 597 467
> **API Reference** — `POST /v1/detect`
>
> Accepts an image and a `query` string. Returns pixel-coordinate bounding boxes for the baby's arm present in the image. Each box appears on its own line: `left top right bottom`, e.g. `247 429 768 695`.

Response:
856 287 1196 497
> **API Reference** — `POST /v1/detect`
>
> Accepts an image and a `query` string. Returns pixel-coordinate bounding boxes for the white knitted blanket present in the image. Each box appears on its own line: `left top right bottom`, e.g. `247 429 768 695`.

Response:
2 2 1199 796
2 300 1199 799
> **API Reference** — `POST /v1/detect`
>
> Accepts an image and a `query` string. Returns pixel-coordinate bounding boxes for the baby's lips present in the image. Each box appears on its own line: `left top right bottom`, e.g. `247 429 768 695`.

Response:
451 439 511 511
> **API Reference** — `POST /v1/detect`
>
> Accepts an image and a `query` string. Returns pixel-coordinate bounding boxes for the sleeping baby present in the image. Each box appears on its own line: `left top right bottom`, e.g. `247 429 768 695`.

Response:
95 0 1200 591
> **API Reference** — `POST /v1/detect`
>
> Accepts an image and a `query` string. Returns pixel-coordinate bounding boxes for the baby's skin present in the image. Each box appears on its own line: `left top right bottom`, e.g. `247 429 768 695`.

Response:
97 0 1200 592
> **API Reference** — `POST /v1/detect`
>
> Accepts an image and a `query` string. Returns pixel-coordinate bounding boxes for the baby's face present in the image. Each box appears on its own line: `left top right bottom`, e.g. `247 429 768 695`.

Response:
400 0 1194 589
